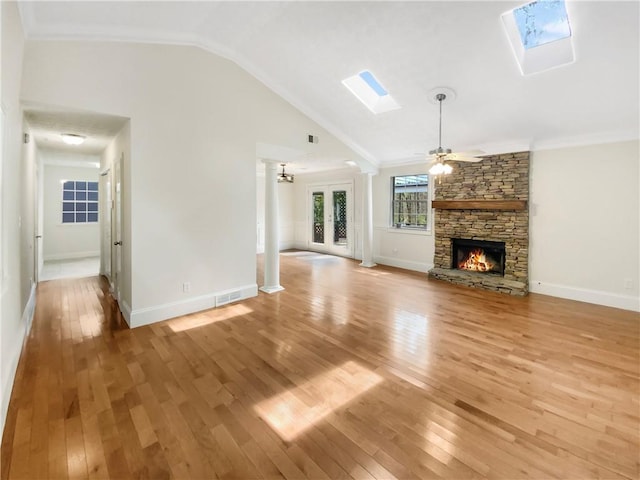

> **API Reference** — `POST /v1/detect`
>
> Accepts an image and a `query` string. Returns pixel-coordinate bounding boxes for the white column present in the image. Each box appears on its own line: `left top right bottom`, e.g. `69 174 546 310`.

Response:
260 160 284 293
360 172 376 268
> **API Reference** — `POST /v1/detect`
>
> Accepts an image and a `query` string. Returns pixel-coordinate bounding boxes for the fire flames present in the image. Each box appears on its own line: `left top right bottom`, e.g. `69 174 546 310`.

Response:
458 249 495 272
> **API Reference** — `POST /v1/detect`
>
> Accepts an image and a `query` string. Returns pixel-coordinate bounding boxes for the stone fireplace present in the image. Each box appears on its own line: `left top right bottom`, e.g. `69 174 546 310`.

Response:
428 152 529 295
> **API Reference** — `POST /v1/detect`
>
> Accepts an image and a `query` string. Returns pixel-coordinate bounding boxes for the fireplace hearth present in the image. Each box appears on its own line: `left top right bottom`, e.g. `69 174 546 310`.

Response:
452 238 505 276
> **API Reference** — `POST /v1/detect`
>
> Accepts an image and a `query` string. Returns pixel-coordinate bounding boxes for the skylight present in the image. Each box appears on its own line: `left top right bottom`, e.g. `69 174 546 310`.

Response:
342 70 400 114
501 0 575 75
513 0 571 50
358 71 388 96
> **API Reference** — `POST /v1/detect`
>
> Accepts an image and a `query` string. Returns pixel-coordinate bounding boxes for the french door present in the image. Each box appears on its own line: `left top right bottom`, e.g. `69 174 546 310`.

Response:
308 182 354 257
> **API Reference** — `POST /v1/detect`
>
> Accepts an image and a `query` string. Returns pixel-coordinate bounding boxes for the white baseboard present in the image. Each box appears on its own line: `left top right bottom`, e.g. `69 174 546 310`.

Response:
374 255 432 274
1 282 36 443
23 282 37 336
119 298 132 326
44 250 100 261
128 283 258 328
530 280 640 312
293 240 307 251
256 242 294 254
279 240 295 251
0 331 24 444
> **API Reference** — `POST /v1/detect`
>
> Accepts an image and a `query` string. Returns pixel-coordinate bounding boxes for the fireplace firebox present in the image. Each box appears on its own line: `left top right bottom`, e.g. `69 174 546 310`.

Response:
452 238 506 276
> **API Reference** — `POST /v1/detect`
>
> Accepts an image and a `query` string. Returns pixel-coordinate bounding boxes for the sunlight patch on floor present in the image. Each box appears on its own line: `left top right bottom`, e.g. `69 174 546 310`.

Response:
392 309 430 368
168 304 253 332
40 256 100 281
354 268 391 277
253 361 383 441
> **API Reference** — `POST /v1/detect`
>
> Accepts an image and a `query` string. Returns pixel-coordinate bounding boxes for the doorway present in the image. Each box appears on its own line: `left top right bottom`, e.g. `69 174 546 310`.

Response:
308 182 354 257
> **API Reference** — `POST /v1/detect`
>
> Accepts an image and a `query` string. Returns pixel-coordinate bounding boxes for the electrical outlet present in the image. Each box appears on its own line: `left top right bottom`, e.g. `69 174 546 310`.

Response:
624 278 633 290
182 282 191 293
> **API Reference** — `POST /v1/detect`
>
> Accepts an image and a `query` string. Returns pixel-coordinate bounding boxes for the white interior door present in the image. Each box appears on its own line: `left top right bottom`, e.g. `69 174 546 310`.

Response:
100 169 112 281
112 154 123 302
308 182 353 257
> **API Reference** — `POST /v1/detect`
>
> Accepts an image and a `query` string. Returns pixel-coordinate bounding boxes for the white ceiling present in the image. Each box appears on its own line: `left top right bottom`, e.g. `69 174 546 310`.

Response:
17 1 640 172
24 103 129 155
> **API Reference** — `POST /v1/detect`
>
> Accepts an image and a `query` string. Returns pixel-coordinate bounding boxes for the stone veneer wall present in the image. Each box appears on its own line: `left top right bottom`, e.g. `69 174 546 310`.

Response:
428 152 529 295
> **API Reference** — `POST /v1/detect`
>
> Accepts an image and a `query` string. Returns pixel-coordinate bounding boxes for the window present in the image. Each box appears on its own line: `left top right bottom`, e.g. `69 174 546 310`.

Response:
62 180 99 224
391 174 429 229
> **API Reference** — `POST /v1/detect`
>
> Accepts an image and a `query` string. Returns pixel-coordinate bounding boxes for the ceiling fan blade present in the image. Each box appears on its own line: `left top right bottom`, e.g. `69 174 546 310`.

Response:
449 156 482 163
446 152 483 162
456 149 485 157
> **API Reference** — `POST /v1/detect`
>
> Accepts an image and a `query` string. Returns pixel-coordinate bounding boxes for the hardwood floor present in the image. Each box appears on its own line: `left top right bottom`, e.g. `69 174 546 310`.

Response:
2 251 639 479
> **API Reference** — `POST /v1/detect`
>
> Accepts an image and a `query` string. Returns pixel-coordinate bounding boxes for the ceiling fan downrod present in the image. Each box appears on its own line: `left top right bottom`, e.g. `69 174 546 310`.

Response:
437 93 445 152
431 92 452 157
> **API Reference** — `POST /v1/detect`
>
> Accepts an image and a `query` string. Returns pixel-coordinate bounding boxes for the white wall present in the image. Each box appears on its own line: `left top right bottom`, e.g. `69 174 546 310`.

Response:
530 140 640 311
373 163 434 272
21 41 364 326
279 182 296 250
42 161 100 261
1 0 29 441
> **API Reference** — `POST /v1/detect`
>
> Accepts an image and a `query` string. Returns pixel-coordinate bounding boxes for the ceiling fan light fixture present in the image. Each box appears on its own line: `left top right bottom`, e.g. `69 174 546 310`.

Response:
429 162 451 175
61 133 86 145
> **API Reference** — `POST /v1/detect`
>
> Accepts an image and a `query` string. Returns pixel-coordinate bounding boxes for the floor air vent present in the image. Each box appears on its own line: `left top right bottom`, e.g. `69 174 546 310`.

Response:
216 290 243 307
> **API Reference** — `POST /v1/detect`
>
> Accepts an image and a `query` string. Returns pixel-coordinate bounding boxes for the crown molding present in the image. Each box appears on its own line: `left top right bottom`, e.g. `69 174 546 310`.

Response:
17 5 379 173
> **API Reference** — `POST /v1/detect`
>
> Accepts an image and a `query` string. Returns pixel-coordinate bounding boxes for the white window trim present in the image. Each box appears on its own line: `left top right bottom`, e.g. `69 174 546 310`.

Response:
389 173 432 232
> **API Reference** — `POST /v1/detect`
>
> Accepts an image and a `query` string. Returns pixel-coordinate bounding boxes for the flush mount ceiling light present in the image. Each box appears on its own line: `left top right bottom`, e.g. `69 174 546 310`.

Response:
426 91 482 179
277 163 294 183
61 133 86 145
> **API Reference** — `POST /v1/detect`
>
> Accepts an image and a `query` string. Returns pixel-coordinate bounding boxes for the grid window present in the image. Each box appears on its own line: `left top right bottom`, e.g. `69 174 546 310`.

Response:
391 174 429 229
62 181 99 224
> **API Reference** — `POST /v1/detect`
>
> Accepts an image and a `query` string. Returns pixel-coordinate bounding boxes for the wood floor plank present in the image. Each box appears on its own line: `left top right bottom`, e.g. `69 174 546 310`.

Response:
1 252 638 479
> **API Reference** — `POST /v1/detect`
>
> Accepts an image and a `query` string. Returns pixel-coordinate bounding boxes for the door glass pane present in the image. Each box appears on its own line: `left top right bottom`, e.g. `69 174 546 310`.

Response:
333 190 347 246
312 192 324 244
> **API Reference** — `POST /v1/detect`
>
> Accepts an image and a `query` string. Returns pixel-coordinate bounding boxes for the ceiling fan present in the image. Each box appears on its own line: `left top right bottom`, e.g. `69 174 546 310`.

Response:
426 92 483 176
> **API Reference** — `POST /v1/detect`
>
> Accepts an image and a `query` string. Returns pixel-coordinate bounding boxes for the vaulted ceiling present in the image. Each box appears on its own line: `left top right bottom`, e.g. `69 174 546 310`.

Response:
17 1 640 171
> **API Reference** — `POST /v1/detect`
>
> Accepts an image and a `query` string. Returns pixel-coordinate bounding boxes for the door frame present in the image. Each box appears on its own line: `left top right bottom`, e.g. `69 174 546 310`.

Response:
99 167 112 282
33 159 44 284
112 153 123 304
